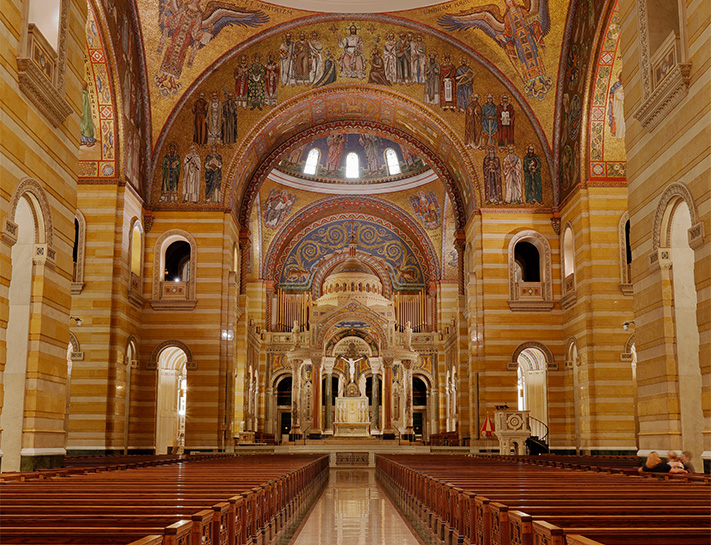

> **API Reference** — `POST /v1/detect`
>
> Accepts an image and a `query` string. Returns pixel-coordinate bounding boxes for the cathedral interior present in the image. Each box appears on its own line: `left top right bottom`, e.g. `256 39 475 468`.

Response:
1 0 709 476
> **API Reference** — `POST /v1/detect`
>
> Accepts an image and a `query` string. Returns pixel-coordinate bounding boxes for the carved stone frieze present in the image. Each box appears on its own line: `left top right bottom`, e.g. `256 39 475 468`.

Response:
634 62 691 131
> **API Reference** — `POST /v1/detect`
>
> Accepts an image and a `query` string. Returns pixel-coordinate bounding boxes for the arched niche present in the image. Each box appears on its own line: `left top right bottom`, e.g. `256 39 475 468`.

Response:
507 230 554 312
150 229 198 310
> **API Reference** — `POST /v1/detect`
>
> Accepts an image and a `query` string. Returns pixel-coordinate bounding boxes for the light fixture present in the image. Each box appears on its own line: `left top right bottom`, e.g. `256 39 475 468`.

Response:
70 316 82 326
221 329 234 341
623 320 635 331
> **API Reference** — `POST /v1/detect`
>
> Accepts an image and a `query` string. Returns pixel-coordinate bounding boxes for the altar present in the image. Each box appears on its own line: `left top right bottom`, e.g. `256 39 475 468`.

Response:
334 396 370 437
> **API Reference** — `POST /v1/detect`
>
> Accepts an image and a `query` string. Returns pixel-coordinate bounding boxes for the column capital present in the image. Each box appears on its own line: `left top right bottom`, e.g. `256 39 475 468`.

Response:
382 356 394 368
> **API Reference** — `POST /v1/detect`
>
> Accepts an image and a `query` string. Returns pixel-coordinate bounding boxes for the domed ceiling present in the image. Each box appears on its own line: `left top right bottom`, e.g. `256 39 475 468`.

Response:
275 131 429 184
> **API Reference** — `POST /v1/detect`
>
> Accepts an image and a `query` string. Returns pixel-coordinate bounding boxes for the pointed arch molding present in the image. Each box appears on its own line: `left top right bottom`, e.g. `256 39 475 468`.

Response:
263 195 441 288
72 209 87 294
147 340 195 370
650 182 704 269
511 342 556 371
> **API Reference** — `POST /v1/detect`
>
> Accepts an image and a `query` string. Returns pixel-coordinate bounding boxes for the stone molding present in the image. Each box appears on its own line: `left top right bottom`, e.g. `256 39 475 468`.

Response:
507 230 554 312
634 62 691 131
10 178 54 247
2 218 18 247
17 57 72 127
652 182 702 252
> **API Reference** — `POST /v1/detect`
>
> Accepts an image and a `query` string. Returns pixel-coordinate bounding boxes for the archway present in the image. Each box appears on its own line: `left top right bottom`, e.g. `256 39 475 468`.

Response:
274 375 292 443
155 346 188 454
668 201 703 469
516 347 549 427
1 196 37 471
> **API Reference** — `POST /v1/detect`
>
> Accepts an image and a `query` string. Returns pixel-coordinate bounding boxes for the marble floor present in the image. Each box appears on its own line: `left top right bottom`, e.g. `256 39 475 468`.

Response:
290 469 422 545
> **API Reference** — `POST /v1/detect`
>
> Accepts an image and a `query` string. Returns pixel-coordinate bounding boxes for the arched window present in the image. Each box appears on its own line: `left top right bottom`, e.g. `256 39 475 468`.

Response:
385 148 401 175
508 231 553 311
128 220 144 306
345 152 359 179
152 230 197 310
17 0 71 127
560 224 576 307
303 148 320 176
618 212 633 294
514 241 540 282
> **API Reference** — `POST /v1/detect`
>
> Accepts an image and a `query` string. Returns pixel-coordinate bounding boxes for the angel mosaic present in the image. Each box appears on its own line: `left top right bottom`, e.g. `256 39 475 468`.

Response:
409 190 441 229
438 0 553 100
154 0 268 97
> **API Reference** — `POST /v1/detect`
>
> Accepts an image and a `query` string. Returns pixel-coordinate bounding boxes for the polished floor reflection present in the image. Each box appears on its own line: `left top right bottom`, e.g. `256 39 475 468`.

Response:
291 469 421 545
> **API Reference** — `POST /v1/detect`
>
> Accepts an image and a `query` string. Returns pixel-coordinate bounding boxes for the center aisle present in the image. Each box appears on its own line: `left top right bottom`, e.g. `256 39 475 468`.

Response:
290 469 422 545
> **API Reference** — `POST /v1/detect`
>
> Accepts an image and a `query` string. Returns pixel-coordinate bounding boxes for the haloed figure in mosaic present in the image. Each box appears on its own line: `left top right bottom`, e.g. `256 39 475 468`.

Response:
204 145 223 203
523 145 543 204
161 142 181 203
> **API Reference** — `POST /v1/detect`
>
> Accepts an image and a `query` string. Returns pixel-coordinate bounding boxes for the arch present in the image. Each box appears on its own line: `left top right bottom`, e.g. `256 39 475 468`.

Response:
515 345 550 426
151 229 198 303
512 341 555 368
317 307 389 352
565 336 579 367
624 333 636 355
68 332 80 354
507 230 554 310
313 251 393 299
155 345 188 454
327 332 378 358
263 195 440 286
561 222 575 279
9 178 54 246
652 182 702 251
71 209 86 293
149 340 194 368
345 152 359 179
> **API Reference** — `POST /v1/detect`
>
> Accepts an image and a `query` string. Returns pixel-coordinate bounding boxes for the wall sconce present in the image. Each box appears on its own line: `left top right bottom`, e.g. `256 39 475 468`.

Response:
70 316 82 326
623 320 635 331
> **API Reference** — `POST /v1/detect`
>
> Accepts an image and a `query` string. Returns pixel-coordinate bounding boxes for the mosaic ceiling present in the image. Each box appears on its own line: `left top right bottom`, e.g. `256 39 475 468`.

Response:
80 0 625 223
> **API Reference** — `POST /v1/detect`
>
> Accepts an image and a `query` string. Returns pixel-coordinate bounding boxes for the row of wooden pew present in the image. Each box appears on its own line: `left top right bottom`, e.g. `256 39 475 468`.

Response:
376 454 711 545
0 453 329 545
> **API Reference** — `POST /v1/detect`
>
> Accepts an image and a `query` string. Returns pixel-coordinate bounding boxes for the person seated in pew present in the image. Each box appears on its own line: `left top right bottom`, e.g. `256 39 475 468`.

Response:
680 451 696 473
637 451 688 474
666 451 685 471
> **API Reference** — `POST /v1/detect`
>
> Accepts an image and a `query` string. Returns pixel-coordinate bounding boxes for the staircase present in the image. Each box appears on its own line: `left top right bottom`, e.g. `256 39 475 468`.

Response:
526 416 550 455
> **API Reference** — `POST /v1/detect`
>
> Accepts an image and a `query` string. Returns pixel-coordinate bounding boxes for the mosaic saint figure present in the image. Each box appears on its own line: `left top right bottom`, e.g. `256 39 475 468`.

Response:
438 0 552 99
155 0 267 95
523 145 543 204
161 142 180 202
503 145 523 203
294 32 311 84
314 50 338 87
206 93 222 145
279 33 296 86
439 55 457 111
264 53 279 106
285 144 305 166
455 58 474 111
481 93 498 147
233 54 249 108
497 95 515 147
80 80 96 147
608 72 625 139
359 134 381 175
483 146 502 204
338 24 366 79
465 94 482 149
263 189 296 228
309 31 324 83
247 53 266 110
221 92 238 146
424 53 440 105
183 144 201 203
383 33 397 83
192 92 208 145
412 34 427 83
368 49 390 86
204 145 222 203
325 134 345 172
395 33 411 83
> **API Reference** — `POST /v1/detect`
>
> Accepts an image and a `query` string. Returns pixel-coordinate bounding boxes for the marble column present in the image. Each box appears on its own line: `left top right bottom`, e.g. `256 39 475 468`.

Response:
324 372 333 434
372 373 381 431
265 387 274 435
289 359 302 440
310 357 322 437
382 357 396 439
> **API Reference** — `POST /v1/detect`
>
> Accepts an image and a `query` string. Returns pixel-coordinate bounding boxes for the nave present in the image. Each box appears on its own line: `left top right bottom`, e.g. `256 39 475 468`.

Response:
0 452 709 545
